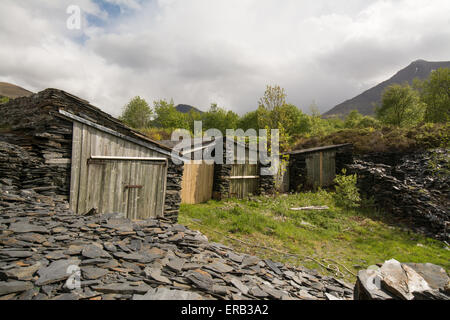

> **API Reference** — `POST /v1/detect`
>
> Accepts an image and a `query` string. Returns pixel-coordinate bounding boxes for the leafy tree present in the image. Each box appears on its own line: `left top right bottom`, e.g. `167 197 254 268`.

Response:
308 100 321 117
344 110 364 128
202 103 239 133
119 96 152 129
376 83 425 127
419 68 450 123
0 96 9 104
238 110 260 131
271 104 310 136
358 116 380 128
152 99 190 130
344 110 380 129
186 109 203 133
258 85 286 111
305 101 338 136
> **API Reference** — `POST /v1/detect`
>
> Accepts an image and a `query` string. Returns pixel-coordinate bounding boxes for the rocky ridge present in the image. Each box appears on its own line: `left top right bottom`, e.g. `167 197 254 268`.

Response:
0 181 353 300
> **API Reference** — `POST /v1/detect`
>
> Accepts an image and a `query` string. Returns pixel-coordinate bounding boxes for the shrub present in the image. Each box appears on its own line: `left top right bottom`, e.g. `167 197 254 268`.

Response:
139 127 173 141
333 169 361 209
0 96 9 104
291 123 449 154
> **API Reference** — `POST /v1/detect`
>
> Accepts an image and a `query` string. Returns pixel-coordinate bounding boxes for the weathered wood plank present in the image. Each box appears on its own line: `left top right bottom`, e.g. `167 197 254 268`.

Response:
181 162 214 204
77 124 92 214
69 122 82 212
73 123 169 219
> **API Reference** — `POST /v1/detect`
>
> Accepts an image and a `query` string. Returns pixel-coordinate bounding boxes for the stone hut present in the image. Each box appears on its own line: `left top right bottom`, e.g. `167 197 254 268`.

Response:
0 88 184 223
286 144 353 192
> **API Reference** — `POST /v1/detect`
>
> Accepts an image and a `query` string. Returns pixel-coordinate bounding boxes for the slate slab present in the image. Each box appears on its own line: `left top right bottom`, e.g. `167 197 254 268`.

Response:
133 287 203 300
82 245 111 259
36 259 80 286
1 263 42 281
229 278 249 295
9 222 48 234
205 261 234 274
92 283 151 295
186 269 214 291
0 281 34 296
405 263 450 290
81 267 109 280
0 251 34 258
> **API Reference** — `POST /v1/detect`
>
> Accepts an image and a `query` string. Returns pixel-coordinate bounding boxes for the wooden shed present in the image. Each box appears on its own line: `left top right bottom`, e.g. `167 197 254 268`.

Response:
0 89 184 222
285 144 353 192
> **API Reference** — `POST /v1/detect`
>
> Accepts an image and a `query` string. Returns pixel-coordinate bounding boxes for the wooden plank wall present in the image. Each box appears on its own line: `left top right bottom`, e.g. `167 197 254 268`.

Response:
70 122 167 218
305 150 336 189
322 150 336 186
229 163 259 198
181 162 214 204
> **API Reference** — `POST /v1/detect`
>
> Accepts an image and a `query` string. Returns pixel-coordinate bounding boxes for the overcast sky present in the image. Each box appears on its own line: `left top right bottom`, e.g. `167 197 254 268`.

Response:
0 0 449 116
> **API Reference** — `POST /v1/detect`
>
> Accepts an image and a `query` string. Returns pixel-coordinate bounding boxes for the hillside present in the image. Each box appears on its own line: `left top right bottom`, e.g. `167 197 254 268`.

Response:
175 104 203 114
0 82 33 99
323 59 450 118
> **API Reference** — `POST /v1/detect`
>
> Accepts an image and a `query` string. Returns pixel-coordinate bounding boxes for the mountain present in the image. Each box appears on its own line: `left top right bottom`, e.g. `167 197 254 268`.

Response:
323 59 450 117
0 82 33 99
175 104 203 114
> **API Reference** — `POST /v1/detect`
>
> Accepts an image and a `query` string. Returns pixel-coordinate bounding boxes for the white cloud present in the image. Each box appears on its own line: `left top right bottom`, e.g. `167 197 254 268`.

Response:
0 0 449 116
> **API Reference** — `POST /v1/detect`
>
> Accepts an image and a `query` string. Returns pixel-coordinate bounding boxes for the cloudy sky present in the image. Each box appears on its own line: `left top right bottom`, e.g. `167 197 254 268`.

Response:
0 0 449 116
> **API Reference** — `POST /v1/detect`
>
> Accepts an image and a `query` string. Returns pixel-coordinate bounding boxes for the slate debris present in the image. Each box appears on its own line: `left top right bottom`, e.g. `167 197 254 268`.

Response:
348 149 450 241
0 183 355 300
354 259 450 300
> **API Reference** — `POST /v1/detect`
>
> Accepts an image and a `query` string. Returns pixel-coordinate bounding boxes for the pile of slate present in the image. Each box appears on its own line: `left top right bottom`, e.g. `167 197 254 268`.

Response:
0 141 68 198
354 259 450 300
0 182 354 300
347 149 449 241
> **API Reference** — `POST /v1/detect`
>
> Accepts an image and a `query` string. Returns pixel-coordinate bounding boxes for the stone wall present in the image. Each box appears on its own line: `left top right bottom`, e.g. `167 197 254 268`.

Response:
164 161 184 223
212 163 232 200
259 163 276 196
0 93 73 199
288 154 307 192
347 149 449 241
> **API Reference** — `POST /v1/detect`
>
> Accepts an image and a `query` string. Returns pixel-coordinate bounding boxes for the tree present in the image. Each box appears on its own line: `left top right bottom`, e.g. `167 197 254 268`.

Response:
376 83 425 127
202 103 239 133
152 99 189 130
119 96 152 129
419 68 450 123
238 110 260 131
344 110 380 129
344 110 364 128
258 85 286 111
186 109 203 133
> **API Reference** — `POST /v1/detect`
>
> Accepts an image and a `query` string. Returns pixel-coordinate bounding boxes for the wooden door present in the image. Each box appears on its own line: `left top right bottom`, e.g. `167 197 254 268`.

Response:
229 163 259 198
80 157 167 219
305 151 336 189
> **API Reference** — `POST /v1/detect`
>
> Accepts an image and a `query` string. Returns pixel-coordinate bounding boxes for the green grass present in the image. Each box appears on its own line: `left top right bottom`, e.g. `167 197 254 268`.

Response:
179 191 449 283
